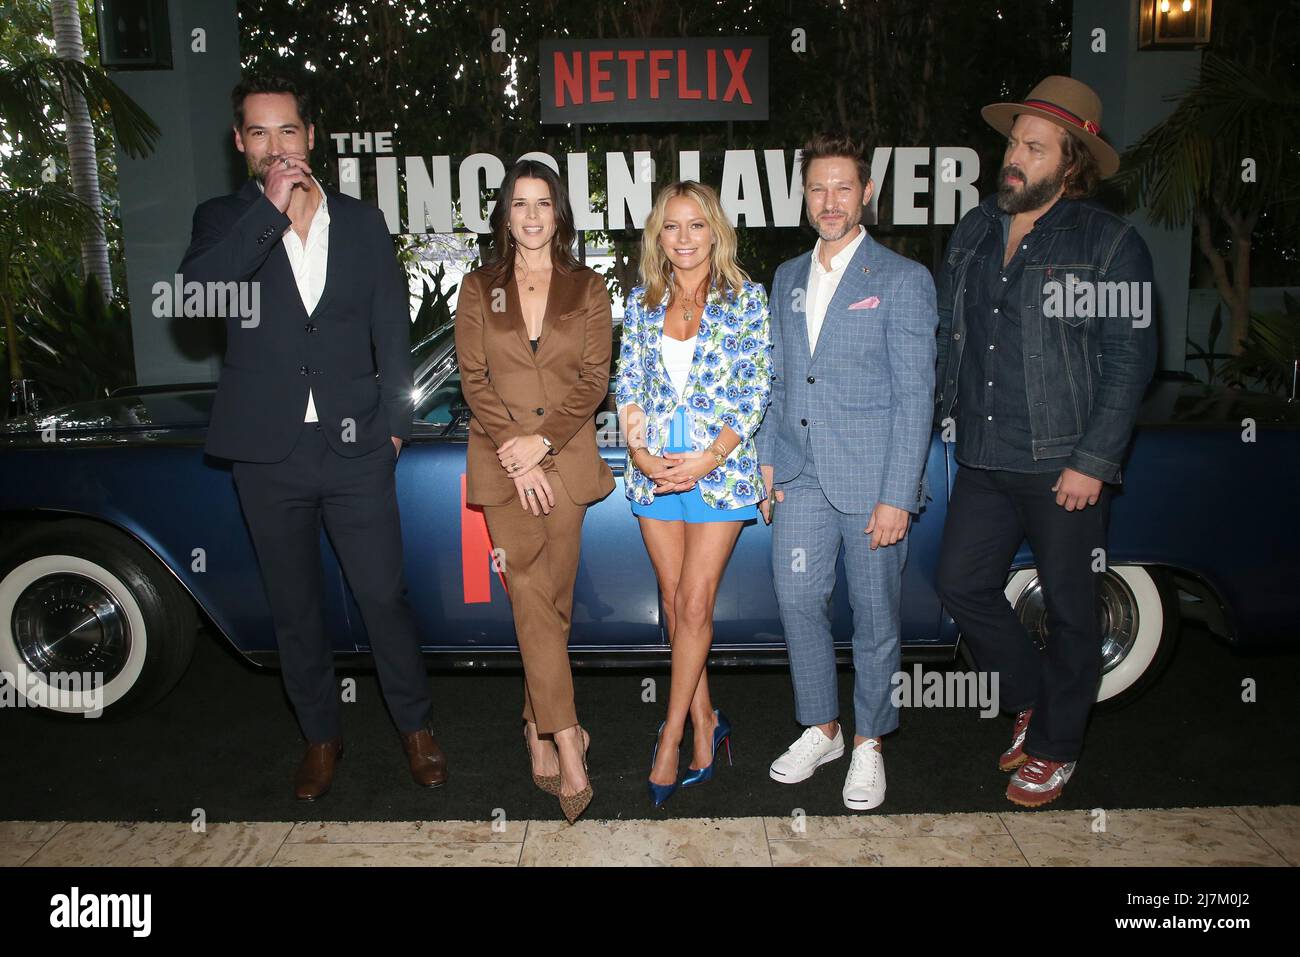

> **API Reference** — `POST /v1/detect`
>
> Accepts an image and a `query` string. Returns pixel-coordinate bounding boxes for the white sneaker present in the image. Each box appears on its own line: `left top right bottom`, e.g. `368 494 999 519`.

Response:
842 739 886 811
769 725 845 784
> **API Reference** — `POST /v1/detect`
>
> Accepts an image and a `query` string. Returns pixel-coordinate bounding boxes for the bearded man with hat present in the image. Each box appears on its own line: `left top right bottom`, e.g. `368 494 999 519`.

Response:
933 76 1157 807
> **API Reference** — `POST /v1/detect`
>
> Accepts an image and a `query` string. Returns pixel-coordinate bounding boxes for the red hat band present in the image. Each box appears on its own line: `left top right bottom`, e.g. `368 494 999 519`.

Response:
1022 98 1101 136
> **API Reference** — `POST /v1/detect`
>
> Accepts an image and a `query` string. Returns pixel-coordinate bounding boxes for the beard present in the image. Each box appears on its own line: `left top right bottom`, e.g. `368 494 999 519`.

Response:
811 206 862 243
249 151 305 182
996 159 1068 214
248 153 278 184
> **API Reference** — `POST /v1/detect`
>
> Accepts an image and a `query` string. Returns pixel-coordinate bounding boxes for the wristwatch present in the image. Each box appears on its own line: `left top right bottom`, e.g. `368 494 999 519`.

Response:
540 435 556 455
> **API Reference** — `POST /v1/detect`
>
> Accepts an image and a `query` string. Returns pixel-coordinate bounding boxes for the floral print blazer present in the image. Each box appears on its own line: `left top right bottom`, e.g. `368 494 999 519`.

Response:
614 280 772 509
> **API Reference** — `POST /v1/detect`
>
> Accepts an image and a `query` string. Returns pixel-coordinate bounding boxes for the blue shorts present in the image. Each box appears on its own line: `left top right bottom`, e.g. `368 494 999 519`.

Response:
632 486 758 524
630 405 757 524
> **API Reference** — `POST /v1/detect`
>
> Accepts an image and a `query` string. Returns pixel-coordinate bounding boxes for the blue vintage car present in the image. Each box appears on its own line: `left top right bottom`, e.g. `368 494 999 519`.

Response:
1 321 1297 718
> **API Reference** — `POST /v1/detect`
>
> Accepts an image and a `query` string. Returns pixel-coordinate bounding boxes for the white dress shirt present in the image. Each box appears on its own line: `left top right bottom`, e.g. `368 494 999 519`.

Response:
804 225 866 355
257 176 330 422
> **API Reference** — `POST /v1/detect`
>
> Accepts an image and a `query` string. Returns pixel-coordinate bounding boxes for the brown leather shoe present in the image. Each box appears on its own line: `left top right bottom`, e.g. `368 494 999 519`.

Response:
401 727 448 787
294 738 343 801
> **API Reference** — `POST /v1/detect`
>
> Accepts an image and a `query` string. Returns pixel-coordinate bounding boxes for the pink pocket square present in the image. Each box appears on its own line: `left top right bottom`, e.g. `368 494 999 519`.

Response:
848 296 881 310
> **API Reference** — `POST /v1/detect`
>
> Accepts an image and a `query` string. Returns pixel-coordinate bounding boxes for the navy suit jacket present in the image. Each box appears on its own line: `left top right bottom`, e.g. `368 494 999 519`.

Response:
180 179 412 463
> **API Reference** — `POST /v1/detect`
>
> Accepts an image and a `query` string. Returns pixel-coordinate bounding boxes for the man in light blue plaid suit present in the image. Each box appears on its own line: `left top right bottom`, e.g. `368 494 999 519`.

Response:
756 133 938 810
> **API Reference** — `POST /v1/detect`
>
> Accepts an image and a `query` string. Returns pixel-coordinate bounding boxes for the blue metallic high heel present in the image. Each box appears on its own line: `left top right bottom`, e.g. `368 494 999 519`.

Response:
681 710 733 788
647 721 679 808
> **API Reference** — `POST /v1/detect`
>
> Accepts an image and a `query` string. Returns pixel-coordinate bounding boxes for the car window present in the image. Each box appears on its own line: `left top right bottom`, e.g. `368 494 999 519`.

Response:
415 373 465 428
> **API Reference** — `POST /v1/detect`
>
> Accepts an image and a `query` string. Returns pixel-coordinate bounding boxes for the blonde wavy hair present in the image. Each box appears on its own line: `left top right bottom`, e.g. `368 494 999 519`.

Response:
639 181 750 309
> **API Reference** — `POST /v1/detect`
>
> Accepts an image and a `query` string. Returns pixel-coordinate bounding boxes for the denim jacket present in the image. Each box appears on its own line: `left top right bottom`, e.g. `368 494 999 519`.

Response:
614 280 772 508
935 195 1157 483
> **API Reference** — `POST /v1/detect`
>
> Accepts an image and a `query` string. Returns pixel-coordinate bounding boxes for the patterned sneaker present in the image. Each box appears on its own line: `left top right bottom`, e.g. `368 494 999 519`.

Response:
1006 756 1076 808
999 708 1033 772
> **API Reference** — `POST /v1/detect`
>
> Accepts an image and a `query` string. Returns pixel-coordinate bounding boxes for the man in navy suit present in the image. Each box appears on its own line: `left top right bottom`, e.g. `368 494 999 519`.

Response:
180 75 445 799
756 133 938 811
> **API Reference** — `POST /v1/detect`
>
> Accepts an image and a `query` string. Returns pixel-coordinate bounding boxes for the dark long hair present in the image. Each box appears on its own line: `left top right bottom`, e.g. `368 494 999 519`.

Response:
1059 128 1102 200
482 159 581 287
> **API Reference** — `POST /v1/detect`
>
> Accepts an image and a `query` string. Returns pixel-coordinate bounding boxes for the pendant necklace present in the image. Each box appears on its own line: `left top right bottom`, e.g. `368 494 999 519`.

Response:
517 255 536 292
677 278 707 328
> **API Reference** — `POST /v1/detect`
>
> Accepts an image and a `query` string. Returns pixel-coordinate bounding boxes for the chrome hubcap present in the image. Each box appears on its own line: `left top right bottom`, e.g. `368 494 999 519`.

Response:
11 573 128 683
1014 570 1139 675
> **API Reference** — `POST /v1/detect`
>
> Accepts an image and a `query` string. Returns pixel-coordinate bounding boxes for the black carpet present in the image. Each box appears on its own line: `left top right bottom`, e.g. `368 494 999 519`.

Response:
1 626 1296 823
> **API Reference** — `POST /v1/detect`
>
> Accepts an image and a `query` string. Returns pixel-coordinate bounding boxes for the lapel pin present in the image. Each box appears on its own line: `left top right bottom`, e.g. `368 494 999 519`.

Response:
860 266 870 275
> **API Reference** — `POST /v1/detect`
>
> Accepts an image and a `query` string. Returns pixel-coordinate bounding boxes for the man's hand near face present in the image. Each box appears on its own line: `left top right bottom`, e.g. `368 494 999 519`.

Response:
262 153 314 213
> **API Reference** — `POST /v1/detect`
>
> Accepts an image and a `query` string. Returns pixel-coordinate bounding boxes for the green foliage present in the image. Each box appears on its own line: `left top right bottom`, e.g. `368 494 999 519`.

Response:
0 0 155 397
0 185 98 262
14 271 135 404
0 183 98 379
0 52 160 159
409 261 457 363
1185 304 1229 384
1221 293 1300 399
1114 53 1299 232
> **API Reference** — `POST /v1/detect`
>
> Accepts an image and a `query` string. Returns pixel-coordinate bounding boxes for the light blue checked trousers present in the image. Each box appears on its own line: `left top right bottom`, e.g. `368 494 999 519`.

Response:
771 445 906 738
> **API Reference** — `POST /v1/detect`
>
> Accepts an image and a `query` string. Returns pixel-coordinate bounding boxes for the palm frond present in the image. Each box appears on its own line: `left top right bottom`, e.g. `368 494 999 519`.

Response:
0 186 98 256
1116 53 1300 228
0 55 159 158
1221 303 1300 396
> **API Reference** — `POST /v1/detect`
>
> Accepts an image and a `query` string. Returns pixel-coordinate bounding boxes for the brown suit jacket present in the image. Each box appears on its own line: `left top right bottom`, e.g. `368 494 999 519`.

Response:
455 262 617 507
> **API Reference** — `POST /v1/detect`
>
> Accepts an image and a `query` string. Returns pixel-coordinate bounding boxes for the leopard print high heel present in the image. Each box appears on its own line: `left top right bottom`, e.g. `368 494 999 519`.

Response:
557 725 592 824
524 721 560 795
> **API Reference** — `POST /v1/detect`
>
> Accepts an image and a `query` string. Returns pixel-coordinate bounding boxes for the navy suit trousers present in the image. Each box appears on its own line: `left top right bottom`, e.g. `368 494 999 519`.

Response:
232 421 432 742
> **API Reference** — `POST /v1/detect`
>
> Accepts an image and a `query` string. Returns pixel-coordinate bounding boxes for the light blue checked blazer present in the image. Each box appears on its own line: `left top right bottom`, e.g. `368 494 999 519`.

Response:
754 230 938 514
615 280 772 509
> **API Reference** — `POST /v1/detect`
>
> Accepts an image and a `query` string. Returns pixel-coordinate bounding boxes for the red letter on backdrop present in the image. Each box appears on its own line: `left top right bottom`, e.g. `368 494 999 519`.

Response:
618 49 645 99
722 48 753 104
677 49 702 99
554 51 583 107
589 50 614 102
707 48 717 100
648 49 673 99
461 473 508 603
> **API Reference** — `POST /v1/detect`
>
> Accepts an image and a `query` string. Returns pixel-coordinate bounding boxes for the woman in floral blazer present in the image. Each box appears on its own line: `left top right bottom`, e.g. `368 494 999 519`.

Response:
616 278 772 509
613 180 772 808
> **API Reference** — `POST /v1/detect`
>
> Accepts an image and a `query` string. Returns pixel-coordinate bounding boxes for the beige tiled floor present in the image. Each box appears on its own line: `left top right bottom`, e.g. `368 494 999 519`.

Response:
3 806 1295 867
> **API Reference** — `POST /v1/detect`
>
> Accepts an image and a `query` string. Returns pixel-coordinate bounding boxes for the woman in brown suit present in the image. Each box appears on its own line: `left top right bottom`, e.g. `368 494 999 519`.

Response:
454 159 615 823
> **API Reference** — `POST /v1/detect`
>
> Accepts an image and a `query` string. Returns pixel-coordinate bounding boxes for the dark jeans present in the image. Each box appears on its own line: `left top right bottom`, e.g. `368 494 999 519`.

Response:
935 466 1112 762
233 421 432 743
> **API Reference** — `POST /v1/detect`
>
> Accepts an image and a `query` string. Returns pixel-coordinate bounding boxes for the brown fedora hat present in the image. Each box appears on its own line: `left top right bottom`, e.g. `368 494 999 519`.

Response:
981 75 1120 178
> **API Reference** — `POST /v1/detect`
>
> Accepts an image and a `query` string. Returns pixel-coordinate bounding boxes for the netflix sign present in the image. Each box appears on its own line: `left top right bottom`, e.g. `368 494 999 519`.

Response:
540 37 769 124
